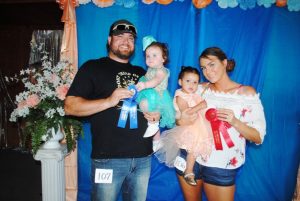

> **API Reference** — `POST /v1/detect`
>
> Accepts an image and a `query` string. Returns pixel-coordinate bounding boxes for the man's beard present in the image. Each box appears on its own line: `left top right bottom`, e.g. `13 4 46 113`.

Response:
110 45 134 60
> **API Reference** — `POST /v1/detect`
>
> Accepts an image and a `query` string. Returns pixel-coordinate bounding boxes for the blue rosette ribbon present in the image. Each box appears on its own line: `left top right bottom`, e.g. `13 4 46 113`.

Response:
117 85 138 129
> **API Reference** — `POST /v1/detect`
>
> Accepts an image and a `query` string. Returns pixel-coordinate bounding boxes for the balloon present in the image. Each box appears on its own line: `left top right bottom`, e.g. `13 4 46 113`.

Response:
276 0 287 7
92 0 114 7
142 0 156 4
193 0 213 9
156 0 173 5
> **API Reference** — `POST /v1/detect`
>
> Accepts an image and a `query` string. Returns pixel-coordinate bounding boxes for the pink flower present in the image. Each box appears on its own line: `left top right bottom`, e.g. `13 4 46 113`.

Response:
241 107 252 118
17 100 27 109
50 73 59 84
241 108 248 117
56 84 69 100
26 94 40 107
229 157 238 167
61 70 75 81
69 72 75 80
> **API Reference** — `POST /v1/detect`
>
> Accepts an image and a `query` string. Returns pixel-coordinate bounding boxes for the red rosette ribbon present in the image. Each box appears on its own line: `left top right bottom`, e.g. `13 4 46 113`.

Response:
205 108 234 150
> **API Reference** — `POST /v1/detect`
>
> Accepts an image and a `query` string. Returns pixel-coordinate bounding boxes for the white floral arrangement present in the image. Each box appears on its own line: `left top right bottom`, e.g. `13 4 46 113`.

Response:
5 51 82 154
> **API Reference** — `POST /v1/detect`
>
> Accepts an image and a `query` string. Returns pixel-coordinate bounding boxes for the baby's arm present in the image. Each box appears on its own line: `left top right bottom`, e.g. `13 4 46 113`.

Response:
176 97 207 126
176 99 207 118
136 68 166 91
176 96 198 125
190 99 207 113
176 96 189 113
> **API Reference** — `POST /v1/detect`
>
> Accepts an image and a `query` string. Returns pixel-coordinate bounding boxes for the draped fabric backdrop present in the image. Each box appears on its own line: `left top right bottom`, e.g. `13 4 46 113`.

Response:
59 0 79 200
75 1 300 201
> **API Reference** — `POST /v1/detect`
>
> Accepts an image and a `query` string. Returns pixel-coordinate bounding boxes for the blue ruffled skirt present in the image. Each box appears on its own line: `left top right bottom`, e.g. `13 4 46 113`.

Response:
136 77 175 128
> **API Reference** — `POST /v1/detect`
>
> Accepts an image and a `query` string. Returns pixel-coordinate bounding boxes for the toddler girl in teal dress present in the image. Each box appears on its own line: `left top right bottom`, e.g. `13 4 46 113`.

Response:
136 36 175 148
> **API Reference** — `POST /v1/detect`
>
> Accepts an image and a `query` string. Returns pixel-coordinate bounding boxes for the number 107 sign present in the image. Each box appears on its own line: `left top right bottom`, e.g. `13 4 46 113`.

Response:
94 169 113 184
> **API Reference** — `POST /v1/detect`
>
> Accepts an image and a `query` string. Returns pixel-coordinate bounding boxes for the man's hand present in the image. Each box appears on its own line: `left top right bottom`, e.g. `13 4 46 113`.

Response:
107 88 134 107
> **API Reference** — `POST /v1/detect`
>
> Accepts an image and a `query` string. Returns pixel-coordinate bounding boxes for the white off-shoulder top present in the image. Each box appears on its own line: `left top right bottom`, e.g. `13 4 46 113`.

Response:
196 85 266 169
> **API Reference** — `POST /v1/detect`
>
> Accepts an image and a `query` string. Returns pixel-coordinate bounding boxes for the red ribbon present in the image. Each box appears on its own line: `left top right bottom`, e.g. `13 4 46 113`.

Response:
205 108 234 150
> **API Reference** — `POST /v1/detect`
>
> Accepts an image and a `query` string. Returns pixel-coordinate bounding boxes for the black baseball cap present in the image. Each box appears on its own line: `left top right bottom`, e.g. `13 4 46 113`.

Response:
109 19 137 38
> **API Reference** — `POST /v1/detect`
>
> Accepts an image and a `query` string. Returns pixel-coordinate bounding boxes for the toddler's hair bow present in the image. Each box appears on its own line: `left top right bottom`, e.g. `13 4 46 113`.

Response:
142 35 156 51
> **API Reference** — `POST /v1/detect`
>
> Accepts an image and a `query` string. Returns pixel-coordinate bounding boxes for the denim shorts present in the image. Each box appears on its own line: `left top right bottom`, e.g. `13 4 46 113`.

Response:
175 149 238 186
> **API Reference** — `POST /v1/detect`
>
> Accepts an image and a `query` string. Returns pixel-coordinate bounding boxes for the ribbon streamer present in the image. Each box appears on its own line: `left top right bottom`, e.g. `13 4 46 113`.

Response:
117 85 138 129
205 108 234 150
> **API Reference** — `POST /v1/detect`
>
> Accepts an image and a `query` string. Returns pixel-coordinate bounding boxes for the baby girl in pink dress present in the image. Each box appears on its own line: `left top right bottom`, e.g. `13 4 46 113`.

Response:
155 66 212 186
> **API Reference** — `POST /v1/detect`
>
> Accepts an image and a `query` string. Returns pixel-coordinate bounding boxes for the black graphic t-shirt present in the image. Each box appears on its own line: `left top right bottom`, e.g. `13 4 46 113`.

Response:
67 57 152 159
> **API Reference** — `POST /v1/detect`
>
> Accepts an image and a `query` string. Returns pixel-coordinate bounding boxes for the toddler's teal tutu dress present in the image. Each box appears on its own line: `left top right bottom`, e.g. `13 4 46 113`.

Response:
136 67 175 128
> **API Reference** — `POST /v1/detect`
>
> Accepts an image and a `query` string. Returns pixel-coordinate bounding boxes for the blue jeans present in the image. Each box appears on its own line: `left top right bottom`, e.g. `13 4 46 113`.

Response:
91 156 151 201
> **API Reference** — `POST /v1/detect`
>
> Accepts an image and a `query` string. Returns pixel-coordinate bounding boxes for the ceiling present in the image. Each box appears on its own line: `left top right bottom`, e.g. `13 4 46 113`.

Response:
0 0 63 27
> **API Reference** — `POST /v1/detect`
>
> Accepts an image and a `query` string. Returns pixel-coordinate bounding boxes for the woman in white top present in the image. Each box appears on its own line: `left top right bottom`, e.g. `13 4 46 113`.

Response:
175 47 266 201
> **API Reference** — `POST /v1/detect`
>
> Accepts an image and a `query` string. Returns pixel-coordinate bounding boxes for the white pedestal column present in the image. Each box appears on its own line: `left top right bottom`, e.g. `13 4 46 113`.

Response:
34 144 68 201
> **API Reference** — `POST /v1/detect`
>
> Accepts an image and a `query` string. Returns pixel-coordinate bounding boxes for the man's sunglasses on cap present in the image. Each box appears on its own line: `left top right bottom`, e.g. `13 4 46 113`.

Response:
112 24 137 35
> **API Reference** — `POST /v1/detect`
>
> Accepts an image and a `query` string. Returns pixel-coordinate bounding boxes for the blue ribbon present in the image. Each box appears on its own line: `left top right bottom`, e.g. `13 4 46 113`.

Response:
117 85 138 129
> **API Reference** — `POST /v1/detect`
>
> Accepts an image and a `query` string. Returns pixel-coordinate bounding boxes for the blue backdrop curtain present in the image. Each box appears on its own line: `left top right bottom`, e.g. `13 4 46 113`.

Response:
76 1 300 201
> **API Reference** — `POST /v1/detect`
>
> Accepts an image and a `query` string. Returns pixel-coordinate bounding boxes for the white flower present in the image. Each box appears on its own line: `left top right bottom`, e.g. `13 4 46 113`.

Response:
25 69 31 74
45 109 56 118
57 107 65 116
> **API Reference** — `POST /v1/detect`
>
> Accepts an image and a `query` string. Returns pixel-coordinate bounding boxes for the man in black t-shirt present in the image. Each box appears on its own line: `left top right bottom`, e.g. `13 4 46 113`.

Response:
64 19 159 201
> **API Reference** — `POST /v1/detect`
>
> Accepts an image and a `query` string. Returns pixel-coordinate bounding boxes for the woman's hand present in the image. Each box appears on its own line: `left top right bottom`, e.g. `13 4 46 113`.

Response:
216 108 262 144
143 111 160 123
216 108 238 126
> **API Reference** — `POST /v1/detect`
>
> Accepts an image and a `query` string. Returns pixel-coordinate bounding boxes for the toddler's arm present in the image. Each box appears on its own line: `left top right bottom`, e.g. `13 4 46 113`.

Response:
176 96 189 112
176 98 207 126
190 100 207 113
176 96 197 126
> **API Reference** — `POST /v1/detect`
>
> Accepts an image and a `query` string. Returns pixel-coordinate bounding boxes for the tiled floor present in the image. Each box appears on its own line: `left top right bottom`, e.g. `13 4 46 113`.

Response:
0 149 42 201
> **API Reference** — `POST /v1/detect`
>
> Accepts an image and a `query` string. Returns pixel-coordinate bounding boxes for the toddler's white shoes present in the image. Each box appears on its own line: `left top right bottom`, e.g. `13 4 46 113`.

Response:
143 122 159 138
